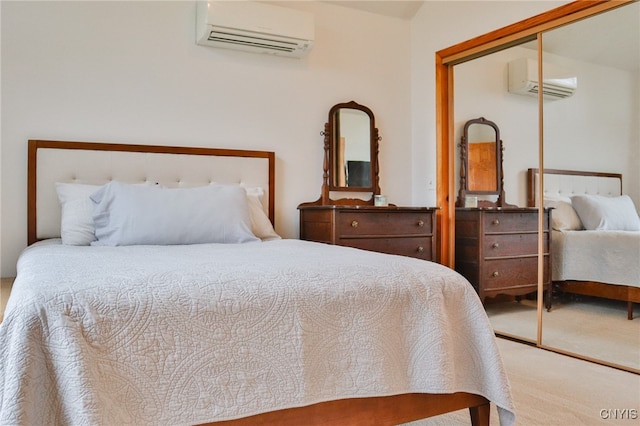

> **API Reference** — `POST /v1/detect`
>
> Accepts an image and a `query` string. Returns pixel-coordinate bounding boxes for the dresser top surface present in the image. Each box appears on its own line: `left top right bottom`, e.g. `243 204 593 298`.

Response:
299 205 439 211
456 207 549 212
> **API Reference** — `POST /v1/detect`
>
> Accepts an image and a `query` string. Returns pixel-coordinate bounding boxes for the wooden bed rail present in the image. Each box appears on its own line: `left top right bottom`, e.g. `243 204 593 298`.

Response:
199 393 490 426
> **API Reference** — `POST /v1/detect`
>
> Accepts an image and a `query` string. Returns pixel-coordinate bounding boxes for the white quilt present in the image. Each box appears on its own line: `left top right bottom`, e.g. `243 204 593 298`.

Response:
0 239 515 425
552 230 640 287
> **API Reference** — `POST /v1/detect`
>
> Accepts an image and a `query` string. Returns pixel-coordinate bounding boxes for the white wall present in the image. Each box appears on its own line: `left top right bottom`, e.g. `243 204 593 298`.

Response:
1 1 413 276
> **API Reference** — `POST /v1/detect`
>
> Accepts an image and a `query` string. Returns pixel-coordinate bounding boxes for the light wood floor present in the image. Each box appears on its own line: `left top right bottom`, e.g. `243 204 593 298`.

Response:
411 337 640 425
487 298 640 372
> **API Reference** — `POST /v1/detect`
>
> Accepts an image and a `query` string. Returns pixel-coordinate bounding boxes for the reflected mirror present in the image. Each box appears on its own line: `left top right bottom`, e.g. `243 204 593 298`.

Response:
456 117 510 208
456 117 502 207
328 101 377 192
467 121 498 192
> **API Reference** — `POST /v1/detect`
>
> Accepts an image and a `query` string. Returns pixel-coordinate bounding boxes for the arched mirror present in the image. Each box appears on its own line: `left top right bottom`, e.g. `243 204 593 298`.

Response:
328 101 379 194
311 101 380 206
456 117 507 208
329 103 375 190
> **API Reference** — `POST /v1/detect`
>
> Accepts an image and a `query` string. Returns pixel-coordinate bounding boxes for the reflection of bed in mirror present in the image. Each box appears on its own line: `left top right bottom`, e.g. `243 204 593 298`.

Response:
527 168 640 320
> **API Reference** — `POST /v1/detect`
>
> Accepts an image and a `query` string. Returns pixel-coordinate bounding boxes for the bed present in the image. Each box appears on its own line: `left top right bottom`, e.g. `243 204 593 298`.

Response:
527 168 640 320
0 140 515 425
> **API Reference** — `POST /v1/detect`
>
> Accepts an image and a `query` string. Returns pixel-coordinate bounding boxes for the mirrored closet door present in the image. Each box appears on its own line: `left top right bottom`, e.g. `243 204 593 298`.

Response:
540 3 639 372
437 0 638 373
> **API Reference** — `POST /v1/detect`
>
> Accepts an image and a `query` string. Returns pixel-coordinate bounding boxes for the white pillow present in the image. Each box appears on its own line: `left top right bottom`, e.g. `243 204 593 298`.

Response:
570 194 640 231
90 182 259 246
55 183 101 245
56 182 277 245
544 198 583 231
243 186 280 241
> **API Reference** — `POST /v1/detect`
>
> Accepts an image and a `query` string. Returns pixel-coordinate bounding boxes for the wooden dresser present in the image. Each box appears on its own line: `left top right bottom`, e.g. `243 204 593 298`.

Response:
299 206 438 262
455 208 551 307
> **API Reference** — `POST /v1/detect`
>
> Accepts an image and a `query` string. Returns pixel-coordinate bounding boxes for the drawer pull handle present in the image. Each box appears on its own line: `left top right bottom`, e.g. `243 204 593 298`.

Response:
492 243 500 249
492 271 499 277
417 246 424 253
351 220 359 228
417 220 425 227
492 219 500 225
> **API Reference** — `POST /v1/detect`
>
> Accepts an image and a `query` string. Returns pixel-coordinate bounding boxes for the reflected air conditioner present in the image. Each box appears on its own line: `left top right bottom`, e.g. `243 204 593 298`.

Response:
508 58 577 100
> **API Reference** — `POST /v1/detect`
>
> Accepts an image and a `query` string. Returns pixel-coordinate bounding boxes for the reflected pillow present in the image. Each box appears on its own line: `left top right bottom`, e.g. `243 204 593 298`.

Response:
91 182 259 246
570 194 640 231
544 198 583 231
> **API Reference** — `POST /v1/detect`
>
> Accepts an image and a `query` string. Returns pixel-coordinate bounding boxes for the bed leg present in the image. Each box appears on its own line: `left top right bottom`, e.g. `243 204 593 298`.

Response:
545 289 552 312
469 402 490 426
628 301 633 320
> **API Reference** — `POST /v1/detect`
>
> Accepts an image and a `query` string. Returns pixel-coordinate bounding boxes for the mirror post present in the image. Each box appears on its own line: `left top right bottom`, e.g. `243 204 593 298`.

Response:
321 124 331 204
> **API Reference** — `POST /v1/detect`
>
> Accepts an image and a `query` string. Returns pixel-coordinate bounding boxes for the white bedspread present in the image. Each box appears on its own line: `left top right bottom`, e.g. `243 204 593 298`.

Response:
552 230 640 287
0 239 514 425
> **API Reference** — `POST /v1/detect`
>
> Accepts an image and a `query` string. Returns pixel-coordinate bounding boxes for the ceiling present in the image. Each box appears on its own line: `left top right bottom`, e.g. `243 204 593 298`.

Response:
522 2 639 72
324 1 424 20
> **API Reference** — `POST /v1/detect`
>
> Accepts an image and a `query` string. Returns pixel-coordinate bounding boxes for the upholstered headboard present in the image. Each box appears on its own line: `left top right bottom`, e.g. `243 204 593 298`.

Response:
526 168 622 207
28 140 275 245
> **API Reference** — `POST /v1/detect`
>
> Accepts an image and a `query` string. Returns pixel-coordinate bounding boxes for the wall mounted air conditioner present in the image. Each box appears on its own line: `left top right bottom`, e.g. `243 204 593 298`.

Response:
508 58 577 100
196 1 314 58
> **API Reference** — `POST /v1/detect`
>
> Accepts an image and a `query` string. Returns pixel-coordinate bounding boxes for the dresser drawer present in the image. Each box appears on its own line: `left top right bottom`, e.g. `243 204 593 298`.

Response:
338 211 432 236
299 205 438 263
483 233 548 257
483 211 539 233
341 237 433 260
482 257 549 290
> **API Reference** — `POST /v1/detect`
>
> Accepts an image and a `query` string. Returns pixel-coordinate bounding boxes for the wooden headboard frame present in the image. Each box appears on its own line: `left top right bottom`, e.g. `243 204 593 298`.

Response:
27 140 275 245
526 168 622 207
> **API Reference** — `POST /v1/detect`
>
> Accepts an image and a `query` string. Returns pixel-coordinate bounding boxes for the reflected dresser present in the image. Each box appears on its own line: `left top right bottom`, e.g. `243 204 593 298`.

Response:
455 207 552 307
298 205 438 262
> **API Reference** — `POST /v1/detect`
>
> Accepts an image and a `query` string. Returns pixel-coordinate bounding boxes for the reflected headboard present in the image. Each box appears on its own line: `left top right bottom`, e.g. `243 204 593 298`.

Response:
526 168 622 207
28 140 275 245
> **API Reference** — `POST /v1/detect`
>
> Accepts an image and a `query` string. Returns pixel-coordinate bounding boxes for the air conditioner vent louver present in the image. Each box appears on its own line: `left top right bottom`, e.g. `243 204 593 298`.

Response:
508 58 577 100
196 1 314 58
207 31 299 53
527 84 576 99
